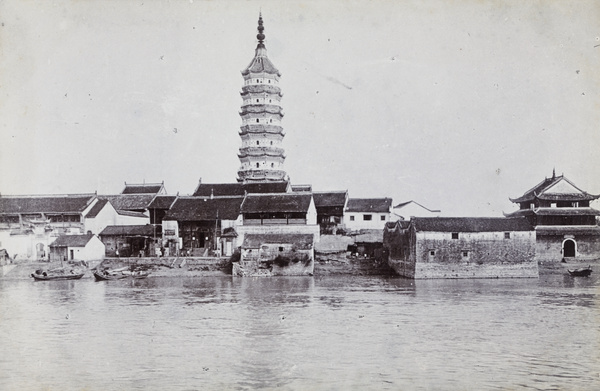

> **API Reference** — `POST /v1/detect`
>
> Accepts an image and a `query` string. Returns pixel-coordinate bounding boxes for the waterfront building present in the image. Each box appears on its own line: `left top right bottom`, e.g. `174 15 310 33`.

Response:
48 234 105 263
162 196 245 257
99 225 157 258
384 217 537 279
0 194 98 260
234 192 319 276
313 191 348 234
344 198 394 231
237 14 287 183
505 171 600 262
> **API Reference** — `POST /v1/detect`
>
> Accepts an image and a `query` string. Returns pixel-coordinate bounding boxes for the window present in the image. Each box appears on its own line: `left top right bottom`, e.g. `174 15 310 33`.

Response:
256 99 259 103
363 214 372 221
279 247 284 252
256 141 259 145
504 232 510 239
452 232 459 239
350 216 355 221
380 215 386 221
551 203 557 208
256 163 259 168
271 163 274 168
256 119 259 123
462 251 469 257
429 250 435 256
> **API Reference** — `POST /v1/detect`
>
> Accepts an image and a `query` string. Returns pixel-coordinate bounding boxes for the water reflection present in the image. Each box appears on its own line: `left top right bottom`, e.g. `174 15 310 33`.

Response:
1 273 599 390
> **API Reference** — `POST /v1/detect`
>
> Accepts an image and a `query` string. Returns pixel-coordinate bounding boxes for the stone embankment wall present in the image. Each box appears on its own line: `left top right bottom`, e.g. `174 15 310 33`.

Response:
315 252 393 275
99 257 231 276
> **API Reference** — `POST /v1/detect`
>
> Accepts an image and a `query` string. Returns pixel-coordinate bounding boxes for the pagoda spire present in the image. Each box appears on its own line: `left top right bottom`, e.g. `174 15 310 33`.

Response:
256 13 265 48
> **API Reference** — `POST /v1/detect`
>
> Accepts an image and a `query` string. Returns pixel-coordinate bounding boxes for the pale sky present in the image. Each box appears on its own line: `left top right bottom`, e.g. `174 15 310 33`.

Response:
1 0 599 217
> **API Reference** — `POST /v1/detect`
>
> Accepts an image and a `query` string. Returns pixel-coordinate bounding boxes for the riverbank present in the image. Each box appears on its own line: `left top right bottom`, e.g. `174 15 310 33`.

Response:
2 256 598 280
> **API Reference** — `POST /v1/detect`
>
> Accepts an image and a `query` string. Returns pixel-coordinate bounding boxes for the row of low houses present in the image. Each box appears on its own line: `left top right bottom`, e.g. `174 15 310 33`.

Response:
2 172 598 278
0 179 419 273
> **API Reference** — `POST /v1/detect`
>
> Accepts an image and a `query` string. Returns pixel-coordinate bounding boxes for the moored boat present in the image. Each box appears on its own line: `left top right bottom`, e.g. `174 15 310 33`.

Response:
567 266 592 277
31 269 85 281
93 267 150 281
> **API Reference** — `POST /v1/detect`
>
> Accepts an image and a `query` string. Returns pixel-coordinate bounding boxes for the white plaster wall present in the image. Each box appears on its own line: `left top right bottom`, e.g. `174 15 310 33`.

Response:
344 212 390 231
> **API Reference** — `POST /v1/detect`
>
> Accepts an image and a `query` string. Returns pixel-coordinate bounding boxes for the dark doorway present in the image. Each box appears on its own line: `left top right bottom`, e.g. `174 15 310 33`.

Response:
563 239 576 257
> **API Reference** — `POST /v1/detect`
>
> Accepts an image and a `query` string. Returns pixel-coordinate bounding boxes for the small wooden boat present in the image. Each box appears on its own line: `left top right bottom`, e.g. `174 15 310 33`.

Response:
31 269 85 281
93 268 150 281
567 266 592 277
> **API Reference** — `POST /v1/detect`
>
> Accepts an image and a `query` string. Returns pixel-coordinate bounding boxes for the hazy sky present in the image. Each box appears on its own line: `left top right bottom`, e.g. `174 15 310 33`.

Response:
1 0 599 216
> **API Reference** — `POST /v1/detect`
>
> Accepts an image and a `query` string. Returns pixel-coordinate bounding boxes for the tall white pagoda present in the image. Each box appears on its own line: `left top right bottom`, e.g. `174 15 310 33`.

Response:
237 14 287 183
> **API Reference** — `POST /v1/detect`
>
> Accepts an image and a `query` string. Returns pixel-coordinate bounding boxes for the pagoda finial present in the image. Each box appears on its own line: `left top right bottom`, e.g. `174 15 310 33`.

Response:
256 13 265 48
552 167 556 179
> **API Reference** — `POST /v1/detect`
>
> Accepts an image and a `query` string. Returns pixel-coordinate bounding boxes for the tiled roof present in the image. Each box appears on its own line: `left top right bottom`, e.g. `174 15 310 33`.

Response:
242 46 281 76
121 183 164 194
345 198 392 213
0 194 96 214
412 217 533 232
242 233 314 249
50 234 94 247
148 195 177 209
313 191 347 208
241 193 312 213
98 194 155 211
85 199 109 218
100 225 156 236
536 226 600 236
164 196 244 221
504 207 600 218
193 181 289 197
532 207 600 216
510 175 599 203
116 210 148 218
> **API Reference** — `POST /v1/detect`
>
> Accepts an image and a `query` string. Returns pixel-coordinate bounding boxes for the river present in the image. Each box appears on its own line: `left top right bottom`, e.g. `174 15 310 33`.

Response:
1 273 598 390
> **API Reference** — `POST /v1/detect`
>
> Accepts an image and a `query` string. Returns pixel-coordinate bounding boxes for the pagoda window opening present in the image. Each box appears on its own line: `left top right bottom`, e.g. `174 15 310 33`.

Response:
256 119 259 123
256 163 259 168
452 232 459 240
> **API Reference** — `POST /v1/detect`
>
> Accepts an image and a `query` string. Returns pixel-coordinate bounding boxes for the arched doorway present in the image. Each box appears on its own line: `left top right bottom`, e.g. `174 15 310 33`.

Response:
36 243 45 260
563 239 576 258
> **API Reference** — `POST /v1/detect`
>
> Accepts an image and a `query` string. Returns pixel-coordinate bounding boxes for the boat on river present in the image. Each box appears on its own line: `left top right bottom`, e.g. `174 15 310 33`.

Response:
93 267 150 281
567 266 592 277
31 268 85 281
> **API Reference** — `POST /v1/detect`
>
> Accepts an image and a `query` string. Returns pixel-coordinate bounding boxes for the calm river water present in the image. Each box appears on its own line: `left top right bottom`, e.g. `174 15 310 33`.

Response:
1 273 599 390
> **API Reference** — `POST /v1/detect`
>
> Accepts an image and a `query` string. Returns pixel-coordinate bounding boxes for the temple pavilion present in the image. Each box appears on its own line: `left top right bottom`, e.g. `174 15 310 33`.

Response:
505 170 600 261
